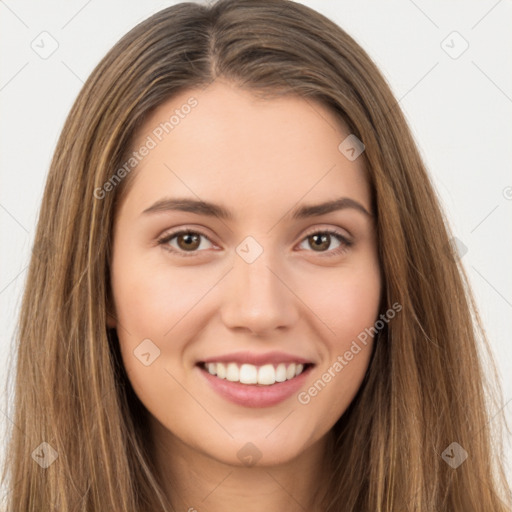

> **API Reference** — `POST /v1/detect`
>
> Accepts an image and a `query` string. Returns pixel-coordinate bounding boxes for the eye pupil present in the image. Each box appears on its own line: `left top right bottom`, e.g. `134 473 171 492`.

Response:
178 232 200 251
163 230 345 257
309 233 330 251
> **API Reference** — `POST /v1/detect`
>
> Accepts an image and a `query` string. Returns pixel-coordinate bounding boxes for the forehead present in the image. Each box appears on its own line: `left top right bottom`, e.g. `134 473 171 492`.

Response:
120 80 371 220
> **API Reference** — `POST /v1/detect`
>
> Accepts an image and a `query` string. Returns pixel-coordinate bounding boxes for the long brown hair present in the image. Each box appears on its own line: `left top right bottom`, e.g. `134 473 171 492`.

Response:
2 0 510 510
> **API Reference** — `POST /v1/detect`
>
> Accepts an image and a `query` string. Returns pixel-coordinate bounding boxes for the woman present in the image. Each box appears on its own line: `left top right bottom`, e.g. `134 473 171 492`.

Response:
2 0 510 510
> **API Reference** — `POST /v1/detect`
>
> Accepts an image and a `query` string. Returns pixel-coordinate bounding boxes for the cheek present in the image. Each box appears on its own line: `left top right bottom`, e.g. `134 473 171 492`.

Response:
294 259 381 416
110 249 206 412
109 248 226 395
305 259 382 347
110 247 215 339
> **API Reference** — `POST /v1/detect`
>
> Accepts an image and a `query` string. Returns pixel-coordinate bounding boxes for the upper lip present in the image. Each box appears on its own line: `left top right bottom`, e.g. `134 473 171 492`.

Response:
199 351 314 366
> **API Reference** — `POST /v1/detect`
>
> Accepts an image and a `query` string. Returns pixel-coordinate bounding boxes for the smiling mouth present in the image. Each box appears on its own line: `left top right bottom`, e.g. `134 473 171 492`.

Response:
197 361 314 386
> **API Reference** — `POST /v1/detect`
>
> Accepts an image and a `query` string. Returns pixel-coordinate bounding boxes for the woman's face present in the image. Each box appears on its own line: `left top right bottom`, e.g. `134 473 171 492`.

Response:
108 79 381 467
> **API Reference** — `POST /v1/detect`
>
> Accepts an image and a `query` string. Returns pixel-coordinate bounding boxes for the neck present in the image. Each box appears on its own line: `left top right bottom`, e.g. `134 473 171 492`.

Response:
148 417 334 512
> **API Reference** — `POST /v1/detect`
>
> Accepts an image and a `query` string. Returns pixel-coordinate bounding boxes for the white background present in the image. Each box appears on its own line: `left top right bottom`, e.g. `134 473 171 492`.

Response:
1 0 511 491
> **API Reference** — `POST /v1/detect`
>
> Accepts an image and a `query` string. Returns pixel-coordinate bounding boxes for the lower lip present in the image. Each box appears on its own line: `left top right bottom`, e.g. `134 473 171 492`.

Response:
197 364 313 408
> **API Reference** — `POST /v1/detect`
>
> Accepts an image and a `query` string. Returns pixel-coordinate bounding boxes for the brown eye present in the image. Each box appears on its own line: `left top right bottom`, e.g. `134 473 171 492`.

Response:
158 230 214 256
298 229 353 257
307 233 331 252
176 232 201 251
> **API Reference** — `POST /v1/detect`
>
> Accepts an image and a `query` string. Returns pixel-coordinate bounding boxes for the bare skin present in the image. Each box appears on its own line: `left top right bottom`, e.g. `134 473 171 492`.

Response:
108 79 381 511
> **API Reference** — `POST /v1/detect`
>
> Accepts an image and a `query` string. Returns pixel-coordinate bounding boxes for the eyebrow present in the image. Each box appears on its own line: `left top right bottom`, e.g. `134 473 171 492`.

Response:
141 196 373 220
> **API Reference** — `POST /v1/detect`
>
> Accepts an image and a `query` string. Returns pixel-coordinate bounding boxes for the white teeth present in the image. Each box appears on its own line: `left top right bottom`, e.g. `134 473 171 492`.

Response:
216 362 226 379
275 363 287 382
286 363 296 380
226 363 239 382
203 361 307 385
240 364 258 384
258 364 275 385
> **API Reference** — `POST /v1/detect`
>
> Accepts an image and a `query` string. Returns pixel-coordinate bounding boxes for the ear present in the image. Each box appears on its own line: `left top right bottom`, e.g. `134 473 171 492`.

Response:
106 300 118 329
106 288 117 328
106 313 117 329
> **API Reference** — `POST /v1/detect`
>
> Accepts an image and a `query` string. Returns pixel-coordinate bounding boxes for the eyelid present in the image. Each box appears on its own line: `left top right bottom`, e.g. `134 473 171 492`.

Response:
301 225 352 243
297 226 353 258
156 226 217 257
157 224 353 257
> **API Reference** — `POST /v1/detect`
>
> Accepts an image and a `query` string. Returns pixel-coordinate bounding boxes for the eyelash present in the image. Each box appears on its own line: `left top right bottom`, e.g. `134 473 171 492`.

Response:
156 227 353 258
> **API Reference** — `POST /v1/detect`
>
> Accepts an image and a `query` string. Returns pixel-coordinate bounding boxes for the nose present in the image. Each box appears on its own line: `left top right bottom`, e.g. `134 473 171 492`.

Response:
220 247 299 336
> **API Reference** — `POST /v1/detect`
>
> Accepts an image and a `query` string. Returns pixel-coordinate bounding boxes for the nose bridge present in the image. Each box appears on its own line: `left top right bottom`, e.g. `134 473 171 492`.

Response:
220 236 298 334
